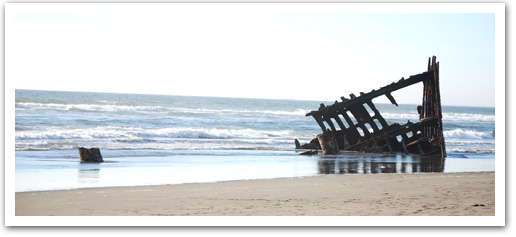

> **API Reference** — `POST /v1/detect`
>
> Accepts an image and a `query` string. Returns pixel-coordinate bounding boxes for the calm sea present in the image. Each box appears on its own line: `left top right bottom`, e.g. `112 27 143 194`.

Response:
14 89 496 192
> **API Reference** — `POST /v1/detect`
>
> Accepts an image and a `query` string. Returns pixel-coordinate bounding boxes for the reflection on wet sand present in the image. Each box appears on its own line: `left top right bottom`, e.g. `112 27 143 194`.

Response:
78 168 100 184
318 153 444 174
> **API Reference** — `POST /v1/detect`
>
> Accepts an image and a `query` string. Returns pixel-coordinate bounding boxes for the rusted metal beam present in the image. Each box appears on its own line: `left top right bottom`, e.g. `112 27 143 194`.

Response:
306 71 433 117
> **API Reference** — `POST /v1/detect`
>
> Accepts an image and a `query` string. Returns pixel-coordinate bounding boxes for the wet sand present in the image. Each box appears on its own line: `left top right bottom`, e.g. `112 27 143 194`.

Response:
15 172 495 216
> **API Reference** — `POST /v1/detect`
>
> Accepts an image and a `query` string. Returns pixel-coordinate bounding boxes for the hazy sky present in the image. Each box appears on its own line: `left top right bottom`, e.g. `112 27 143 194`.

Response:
6 3 502 107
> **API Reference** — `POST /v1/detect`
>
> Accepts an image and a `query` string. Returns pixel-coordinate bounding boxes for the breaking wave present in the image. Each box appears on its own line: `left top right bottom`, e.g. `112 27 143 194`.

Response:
16 126 297 140
15 102 165 113
15 102 307 117
14 126 303 151
443 129 494 140
380 112 495 123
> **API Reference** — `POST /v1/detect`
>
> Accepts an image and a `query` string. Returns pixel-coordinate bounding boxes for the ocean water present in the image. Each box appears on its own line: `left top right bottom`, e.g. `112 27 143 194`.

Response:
14 89 496 192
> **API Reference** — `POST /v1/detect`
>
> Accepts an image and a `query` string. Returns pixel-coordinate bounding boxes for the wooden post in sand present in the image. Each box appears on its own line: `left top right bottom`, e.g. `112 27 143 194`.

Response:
78 147 104 163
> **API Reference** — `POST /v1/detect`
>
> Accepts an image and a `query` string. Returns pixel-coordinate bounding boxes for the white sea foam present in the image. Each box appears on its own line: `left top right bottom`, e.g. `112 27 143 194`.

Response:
380 112 495 123
14 124 310 151
15 126 297 142
16 102 307 116
381 112 419 120
446 147 495 154
15 102 165 113
442 113 495 122
443 129 494 140
136 127 289 139
14 128 251 151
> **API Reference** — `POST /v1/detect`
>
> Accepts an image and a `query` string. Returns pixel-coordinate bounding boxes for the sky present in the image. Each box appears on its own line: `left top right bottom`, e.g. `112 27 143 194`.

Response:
6 3 501 107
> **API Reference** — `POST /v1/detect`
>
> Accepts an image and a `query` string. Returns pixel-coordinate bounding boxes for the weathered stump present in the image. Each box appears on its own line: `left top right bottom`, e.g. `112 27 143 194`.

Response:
78 147 104 163
317 133 340 155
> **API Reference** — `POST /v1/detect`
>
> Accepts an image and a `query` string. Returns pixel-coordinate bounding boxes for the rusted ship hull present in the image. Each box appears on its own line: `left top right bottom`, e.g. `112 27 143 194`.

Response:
301 56 446 159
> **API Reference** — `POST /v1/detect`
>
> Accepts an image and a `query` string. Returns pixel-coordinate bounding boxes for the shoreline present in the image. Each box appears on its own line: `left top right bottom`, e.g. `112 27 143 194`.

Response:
14 169 494 194
15 172 495 216
14 148 496 193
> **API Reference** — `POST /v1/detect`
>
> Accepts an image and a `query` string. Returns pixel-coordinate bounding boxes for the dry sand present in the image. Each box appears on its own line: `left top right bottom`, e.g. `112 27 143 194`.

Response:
15 172 494 216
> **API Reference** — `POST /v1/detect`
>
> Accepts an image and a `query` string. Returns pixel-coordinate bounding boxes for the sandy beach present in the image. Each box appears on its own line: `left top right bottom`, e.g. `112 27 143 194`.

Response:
15 172 494 216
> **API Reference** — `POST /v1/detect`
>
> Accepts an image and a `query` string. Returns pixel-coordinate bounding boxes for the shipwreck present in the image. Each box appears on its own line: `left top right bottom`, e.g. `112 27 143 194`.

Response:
296 56 446 159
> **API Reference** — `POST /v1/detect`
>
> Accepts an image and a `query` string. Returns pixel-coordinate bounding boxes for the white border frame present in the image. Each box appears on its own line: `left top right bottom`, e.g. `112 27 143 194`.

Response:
4 2 506 227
